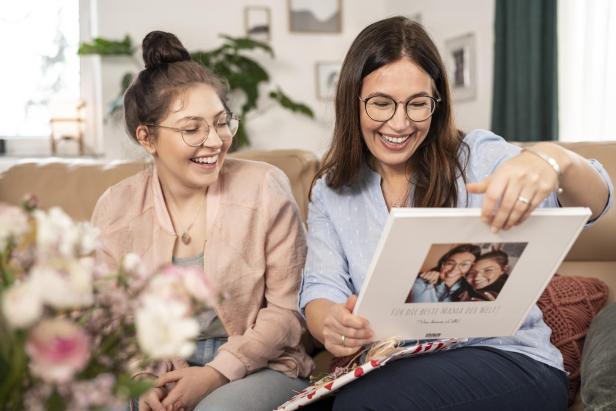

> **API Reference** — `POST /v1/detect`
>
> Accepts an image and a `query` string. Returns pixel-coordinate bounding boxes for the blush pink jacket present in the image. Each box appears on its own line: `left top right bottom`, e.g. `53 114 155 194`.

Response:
91 158 314 381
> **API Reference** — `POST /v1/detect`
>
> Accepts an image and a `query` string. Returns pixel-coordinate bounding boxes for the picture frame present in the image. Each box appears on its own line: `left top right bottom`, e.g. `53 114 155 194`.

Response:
244 6 271 42
288 0 342 33
444 33 477 101
315 62 341 101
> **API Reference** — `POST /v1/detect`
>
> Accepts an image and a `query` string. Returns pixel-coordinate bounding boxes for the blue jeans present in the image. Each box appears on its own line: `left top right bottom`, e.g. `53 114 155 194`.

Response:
189 337 308 411
303 346 568 411
132 338 308 411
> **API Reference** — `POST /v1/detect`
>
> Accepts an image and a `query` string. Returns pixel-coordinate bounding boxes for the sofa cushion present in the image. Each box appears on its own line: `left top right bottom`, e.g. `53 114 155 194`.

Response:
580 303 616 410
537 274 609 403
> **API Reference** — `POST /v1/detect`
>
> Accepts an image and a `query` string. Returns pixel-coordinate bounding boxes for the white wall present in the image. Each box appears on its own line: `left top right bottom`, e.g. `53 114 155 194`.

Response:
90 0 494 160
384 0 495 134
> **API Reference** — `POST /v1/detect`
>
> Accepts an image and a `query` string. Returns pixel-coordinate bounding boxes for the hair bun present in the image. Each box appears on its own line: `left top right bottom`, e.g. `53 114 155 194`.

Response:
142 31 190 69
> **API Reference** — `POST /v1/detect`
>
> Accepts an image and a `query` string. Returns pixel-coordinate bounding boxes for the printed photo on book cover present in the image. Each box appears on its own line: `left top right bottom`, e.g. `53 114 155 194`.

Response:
404 242 528 304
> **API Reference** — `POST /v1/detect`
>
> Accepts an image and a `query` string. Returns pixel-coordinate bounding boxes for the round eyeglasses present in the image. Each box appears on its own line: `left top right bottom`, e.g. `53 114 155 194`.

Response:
359 95 441 123
145 112 239 147
442 260 474 272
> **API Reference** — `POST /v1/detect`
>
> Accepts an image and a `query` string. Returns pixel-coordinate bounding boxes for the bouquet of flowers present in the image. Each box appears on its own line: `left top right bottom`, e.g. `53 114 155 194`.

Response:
0 198 219 411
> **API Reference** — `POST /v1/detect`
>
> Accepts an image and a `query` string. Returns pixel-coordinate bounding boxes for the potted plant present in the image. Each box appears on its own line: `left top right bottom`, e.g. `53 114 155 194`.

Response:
78 35 314 149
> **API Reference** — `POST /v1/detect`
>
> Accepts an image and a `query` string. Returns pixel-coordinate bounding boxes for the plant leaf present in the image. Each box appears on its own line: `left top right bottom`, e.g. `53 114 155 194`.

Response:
106 72 133 118
232 120 250 150
115 374 153 399
269 88 315 118
219 35 274 57
78 35 134 56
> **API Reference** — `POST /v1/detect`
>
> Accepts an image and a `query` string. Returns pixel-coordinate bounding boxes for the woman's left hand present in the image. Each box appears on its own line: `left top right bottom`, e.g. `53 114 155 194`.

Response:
156 365 229 411
467 149 560 232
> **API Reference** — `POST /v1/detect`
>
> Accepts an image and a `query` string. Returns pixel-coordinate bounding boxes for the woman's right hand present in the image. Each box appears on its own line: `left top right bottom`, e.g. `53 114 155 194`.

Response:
138 386 167 411
419 270 440 285
322 295 374 357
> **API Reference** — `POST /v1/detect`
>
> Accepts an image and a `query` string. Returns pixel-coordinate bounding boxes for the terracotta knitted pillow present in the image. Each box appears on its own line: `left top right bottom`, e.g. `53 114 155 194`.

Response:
537 274 609 404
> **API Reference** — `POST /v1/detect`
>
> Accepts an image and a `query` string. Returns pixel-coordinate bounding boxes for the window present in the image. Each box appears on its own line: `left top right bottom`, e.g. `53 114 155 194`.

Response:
559 0 616 141
0 1 80 140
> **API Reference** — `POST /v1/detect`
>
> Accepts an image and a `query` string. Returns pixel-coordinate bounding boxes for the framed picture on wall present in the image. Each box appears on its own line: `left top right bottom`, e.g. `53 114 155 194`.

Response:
444 33 477 101
316 62 341 100
245 6 271 42
288 0 342 33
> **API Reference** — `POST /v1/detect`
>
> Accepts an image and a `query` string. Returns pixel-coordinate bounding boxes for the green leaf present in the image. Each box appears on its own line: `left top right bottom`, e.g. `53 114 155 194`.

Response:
190 51 214 68
46 390 64 411
232 120 250 150
78 35 134 56
106 72 133 118
115 374 154 399
219 35 274 57
269 89 315 118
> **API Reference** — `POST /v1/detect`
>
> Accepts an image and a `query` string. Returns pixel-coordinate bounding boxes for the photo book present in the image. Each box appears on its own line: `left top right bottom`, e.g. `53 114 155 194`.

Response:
354 207 591 340
276 208 590 410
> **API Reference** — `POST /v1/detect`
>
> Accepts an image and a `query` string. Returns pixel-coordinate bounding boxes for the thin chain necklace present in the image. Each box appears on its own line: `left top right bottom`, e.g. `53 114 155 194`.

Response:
165 188 206 245
390 183 411 208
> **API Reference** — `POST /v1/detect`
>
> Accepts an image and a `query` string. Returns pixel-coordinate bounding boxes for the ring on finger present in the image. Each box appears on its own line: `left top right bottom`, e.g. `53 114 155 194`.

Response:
517 195 530 205
340 334 346 347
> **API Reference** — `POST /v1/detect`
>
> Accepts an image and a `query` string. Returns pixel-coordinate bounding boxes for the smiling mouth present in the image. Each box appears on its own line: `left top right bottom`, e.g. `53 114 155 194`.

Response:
190 153 219 165
378 132 412 145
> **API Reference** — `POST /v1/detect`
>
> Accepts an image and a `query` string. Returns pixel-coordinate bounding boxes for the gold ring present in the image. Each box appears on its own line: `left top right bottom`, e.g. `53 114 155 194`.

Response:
340 335 346 347
517 196 530 205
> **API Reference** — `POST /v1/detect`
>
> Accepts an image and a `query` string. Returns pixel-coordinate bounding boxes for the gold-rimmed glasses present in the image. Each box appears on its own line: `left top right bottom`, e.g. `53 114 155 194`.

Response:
359 95 440 123
146 112 239 147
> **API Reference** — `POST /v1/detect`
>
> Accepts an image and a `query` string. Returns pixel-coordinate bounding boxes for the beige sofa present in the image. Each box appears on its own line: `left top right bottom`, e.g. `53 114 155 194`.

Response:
1 142 614 410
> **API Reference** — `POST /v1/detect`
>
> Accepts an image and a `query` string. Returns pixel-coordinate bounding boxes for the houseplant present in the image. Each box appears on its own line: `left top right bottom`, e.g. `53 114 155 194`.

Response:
78 35 314 148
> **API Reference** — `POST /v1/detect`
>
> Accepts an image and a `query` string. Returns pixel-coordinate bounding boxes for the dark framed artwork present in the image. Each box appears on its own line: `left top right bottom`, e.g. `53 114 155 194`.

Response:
245 6 271 42
316 61 341 100
444 33 477 101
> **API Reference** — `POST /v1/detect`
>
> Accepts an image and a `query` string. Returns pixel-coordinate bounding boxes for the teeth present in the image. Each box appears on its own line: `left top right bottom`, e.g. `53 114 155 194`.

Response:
191 154 218 164
380 134 410 144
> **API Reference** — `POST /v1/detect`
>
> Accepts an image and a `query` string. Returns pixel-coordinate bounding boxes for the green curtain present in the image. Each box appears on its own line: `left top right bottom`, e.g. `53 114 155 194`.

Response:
491 0 558 141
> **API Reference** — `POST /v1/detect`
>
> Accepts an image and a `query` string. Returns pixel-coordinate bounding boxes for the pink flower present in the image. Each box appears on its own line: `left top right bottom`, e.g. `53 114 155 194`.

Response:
159 265 218 304
26 318 91 383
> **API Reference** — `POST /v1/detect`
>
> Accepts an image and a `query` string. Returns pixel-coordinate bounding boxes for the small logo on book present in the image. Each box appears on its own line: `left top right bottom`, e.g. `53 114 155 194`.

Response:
425 333 441 338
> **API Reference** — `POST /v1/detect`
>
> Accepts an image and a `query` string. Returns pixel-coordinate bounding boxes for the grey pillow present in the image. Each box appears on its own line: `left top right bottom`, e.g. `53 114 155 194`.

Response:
581 303 616 411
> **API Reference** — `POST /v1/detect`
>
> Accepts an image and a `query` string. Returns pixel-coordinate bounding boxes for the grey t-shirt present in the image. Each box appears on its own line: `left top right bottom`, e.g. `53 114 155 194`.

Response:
172 253 227 340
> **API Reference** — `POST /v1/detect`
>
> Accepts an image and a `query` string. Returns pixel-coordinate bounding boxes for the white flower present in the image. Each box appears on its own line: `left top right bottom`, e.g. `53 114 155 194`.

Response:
146 274 190 310
31 260 94 309
77 222 100 256
34 207 77 259
121 253 147 280
0 204 29 249
135 295 199 359
122 253 141 273
1 280 43 328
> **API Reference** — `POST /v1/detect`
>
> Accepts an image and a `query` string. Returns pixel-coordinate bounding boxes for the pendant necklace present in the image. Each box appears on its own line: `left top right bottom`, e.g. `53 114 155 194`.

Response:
166 189 206 245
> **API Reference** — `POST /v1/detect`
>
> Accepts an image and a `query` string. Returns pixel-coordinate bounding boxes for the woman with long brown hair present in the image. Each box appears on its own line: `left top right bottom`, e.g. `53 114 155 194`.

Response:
300 16 612 410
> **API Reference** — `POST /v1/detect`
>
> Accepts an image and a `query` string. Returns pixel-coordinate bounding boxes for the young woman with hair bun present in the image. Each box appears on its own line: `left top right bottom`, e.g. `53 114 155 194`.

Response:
91 31 312 411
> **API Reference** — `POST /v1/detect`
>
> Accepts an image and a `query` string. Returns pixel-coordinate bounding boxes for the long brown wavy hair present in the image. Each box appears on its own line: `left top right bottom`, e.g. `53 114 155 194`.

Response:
313 16 469 207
